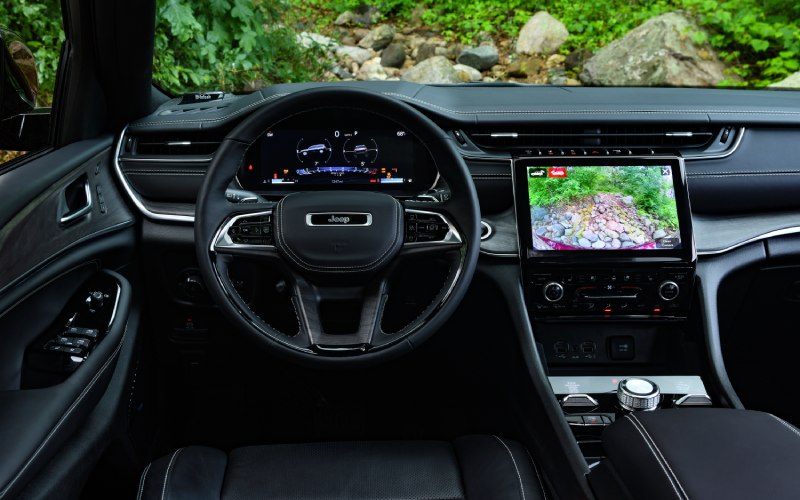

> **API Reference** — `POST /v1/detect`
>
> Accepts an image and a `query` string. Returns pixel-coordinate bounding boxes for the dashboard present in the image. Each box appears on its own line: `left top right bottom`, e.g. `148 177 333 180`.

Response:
236 109 439 194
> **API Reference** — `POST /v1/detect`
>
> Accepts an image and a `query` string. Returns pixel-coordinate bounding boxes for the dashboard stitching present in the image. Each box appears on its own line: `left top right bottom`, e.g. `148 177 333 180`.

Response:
128 93 289 127
275 196 403 273
382 92 800 116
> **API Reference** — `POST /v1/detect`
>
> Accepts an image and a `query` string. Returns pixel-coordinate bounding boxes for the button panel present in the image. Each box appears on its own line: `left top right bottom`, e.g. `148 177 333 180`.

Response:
227 213 274 245
527 267 694 317
404 211 459 245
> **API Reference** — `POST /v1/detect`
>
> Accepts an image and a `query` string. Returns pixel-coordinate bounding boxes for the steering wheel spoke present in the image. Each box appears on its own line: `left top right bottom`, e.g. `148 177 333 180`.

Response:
399 207 463 257
290 275 390 353
212 209 280 261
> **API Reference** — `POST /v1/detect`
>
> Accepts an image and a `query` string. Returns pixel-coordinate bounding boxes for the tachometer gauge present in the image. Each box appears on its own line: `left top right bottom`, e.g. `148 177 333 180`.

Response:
343 138 379 166
296 138 333 165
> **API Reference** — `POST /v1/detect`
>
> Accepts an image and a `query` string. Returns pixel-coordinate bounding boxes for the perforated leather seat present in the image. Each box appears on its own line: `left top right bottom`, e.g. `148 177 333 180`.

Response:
137 435 546 500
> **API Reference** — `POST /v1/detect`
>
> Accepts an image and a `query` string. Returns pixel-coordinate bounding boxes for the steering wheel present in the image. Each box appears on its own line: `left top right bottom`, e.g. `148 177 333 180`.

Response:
195 88 480 366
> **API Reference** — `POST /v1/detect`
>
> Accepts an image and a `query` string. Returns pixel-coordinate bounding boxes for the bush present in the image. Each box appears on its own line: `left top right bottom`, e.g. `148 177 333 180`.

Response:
154 0 325 94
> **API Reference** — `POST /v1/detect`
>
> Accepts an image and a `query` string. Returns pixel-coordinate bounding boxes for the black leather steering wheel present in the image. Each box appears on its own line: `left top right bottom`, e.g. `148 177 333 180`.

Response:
195 88 480 366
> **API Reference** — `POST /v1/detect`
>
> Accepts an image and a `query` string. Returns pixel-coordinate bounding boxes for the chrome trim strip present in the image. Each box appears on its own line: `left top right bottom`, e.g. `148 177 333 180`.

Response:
106 283 123 332
677 127 744 160
561 394 599 407
697 225 800 256
480 220 493 241
211 210 275 252
674 394 712 407
304 212 373 227
118 155 213 163
113 126 196 223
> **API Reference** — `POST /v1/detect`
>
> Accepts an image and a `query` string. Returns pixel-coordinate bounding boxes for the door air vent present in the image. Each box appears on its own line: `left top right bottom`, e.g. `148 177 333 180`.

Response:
465 125 736 156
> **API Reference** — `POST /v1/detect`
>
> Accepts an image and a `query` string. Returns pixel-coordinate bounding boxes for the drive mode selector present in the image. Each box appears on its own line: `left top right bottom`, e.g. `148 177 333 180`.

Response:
658 280 680 301
543 282 564 302
617 378 660 411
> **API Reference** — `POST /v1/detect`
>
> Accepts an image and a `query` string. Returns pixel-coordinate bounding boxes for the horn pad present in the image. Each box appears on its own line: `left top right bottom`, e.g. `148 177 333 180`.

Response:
273 191 404 277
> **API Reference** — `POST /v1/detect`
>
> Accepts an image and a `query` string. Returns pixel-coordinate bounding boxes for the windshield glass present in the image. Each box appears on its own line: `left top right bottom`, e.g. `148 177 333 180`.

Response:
153 0 800 92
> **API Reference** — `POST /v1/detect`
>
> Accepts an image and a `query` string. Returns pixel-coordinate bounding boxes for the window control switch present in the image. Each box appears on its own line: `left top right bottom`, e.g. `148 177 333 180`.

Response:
66 327 100 339
56 336 91 348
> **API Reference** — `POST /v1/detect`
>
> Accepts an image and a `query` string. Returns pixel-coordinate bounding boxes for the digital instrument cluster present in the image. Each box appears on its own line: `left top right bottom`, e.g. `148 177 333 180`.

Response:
237 111 437 192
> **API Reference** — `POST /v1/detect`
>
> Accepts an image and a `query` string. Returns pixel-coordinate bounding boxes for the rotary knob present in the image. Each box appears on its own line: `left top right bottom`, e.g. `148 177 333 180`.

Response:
617 378 660 411
543 282 564 302
658 281 680 301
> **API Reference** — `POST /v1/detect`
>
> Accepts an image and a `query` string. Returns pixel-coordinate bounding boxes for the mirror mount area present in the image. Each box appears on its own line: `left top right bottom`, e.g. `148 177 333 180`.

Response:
0 26 50 152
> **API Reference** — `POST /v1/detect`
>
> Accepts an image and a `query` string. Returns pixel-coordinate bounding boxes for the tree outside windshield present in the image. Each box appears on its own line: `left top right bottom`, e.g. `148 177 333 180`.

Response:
2 0 799 102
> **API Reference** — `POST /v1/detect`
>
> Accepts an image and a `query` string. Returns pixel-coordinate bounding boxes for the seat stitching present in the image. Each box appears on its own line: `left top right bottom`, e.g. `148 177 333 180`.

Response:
136 463 152 500
524 447 548 500
492 435 526 500
0 324 128 498
623 416 683 500
161 448 183 500
768 414 800 439
629 414 689 500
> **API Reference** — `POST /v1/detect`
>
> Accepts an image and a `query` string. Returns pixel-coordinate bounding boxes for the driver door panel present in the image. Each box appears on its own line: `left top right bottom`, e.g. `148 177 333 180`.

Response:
0 139 137 498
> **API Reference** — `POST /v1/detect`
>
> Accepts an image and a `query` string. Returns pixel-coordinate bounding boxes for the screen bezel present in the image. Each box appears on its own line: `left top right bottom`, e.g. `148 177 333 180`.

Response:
513 156 695 264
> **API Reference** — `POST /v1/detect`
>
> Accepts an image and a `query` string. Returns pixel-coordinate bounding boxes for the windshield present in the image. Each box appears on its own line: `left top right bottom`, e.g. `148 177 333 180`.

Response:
153 0 800 92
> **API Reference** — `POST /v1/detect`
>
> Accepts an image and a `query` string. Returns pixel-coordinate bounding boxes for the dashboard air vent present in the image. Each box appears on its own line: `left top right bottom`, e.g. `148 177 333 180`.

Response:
124 132 221 157
466 125 722 152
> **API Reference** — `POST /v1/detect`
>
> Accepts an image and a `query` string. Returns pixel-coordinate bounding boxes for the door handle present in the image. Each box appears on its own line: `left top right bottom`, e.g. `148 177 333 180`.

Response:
59 175 93 225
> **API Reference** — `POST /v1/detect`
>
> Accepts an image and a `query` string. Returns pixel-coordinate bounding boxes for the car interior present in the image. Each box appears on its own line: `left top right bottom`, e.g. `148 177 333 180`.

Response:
1 1 799 499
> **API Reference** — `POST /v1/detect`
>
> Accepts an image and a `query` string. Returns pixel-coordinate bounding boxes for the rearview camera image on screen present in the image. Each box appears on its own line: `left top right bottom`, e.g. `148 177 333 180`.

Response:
528 165 681 251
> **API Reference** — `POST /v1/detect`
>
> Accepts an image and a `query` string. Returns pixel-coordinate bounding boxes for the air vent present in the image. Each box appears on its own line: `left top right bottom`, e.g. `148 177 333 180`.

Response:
124 132 221 157
466 125 721 152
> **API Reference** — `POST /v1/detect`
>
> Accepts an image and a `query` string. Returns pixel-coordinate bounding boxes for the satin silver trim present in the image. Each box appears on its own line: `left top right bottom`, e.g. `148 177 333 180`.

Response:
113 126 196 223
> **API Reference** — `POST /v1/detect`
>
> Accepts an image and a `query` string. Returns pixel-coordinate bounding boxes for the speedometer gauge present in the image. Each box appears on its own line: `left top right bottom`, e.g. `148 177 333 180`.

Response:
296 138 333 165
343 138 379 166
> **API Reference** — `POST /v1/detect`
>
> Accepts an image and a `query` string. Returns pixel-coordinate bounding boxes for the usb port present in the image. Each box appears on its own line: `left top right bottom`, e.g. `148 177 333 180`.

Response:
580 341 596 354
554 341 570 354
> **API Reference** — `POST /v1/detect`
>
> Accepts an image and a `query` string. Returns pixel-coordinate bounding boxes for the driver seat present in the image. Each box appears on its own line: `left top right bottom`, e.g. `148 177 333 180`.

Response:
137 435 546 500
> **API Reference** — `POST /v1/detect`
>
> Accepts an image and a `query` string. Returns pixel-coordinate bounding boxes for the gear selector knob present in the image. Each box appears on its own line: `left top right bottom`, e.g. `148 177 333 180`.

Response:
617 378 660 411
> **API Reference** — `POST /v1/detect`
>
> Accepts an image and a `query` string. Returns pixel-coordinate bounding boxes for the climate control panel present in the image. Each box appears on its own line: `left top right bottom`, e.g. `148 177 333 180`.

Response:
527 267 694 318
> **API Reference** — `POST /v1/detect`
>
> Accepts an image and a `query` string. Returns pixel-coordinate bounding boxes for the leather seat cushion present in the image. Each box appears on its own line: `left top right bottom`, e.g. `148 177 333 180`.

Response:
137 435 545 500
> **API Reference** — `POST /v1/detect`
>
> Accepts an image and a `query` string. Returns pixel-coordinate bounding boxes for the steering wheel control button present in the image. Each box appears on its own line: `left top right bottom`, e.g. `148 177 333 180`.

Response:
543 282 565 302
658 280 680 301
617 378 661 411
403 210 461 246
227 213 274 245
609 336 635 361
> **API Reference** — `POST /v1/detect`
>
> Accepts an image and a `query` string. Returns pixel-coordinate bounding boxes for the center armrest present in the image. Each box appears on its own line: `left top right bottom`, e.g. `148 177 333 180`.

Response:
598 408 800 500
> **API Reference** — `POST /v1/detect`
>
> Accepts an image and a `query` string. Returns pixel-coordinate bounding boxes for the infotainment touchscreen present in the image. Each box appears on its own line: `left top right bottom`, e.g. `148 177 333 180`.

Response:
525 164 682 251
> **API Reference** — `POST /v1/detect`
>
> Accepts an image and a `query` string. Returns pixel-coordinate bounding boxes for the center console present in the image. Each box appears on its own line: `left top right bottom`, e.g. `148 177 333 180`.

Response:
513 156 710 463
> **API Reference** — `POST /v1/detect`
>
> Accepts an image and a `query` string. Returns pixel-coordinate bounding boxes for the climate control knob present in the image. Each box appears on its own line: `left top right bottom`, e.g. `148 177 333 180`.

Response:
658 281 680 301
543 282 565 303
617 378 660 411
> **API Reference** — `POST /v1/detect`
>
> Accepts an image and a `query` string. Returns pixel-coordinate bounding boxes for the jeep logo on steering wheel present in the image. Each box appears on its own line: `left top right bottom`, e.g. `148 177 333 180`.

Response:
305 213 373 226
